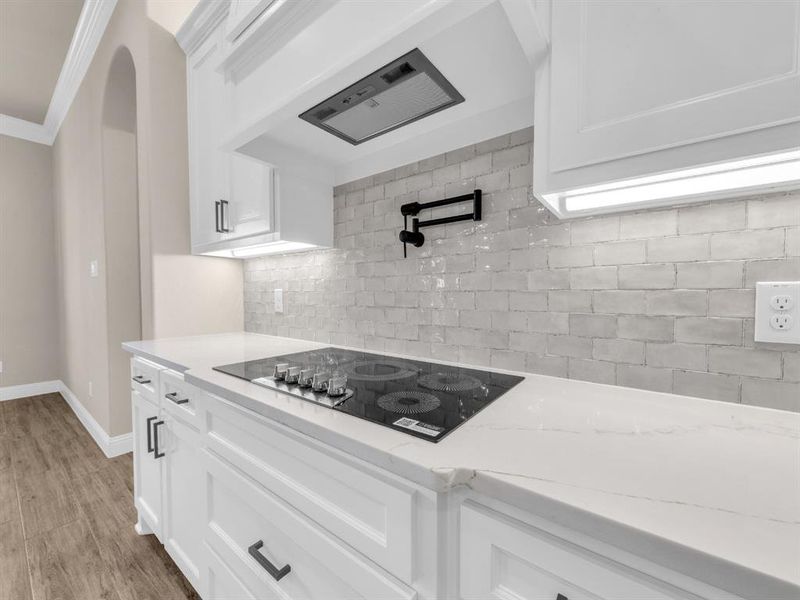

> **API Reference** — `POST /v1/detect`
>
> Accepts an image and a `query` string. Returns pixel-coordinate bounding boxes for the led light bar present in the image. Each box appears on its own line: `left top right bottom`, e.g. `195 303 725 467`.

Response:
542 150 800 217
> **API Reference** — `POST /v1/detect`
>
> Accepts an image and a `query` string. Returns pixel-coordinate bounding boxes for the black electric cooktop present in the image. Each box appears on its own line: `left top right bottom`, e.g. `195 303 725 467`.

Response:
213 347 523 443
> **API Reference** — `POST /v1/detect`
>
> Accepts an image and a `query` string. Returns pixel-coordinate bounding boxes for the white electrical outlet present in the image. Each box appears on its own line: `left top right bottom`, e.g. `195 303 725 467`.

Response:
274 288 284 314
755 281 800 344
89 260 99 278
88 381 93 397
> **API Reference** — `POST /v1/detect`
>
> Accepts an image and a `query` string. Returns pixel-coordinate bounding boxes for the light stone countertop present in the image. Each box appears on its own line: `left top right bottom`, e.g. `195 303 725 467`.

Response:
123 332 800 598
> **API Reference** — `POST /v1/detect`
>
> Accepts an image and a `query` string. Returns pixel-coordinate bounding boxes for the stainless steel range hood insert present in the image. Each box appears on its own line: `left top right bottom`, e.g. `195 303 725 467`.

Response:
299 48 464 145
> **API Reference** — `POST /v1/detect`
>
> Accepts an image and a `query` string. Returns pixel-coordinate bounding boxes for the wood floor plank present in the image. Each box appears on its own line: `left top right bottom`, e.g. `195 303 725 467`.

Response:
26 519 121 600
0 434 11 472
9 394 197 599
0 468 18 526
15 467 80 540
93 524 200 600
11 436 60 476
0 515 33 600
70 465 136 539
108 452 134 495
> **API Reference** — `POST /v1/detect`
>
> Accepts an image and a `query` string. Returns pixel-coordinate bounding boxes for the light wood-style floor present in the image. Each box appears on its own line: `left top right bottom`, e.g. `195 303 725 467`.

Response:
0 393 199 600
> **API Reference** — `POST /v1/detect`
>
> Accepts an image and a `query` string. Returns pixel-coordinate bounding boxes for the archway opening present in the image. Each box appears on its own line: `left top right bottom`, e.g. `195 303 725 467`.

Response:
102 47 141 436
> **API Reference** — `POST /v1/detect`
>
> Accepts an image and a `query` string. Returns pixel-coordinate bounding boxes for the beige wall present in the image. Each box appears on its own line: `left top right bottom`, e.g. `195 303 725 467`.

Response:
53 0 243 436
0 135 59 387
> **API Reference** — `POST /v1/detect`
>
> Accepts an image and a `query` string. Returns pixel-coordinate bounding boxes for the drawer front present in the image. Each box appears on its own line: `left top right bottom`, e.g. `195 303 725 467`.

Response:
205 543 261 600
203 449 415 600
460 503 675 600
160 369 205 430
206 396 414 582
130 357 163 401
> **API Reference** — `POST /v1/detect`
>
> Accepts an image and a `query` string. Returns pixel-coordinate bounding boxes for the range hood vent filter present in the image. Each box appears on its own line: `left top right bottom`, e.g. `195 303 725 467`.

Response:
299 49 464 145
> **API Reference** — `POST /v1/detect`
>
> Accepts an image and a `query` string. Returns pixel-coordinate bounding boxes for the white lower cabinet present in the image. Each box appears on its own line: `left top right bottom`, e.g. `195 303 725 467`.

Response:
161 414 204 588
132 390 163 540
202 449 415 600
131 367 205 592
131 357 743 600
460 502 676 600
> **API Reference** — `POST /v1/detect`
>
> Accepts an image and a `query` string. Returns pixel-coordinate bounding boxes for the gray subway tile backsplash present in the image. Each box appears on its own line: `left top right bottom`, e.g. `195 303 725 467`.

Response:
244 127 800 411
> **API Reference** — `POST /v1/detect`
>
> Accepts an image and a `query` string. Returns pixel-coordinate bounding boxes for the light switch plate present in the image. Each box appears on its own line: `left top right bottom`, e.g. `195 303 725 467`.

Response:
274 288 284 314
755 281 800 344
89 260 99 278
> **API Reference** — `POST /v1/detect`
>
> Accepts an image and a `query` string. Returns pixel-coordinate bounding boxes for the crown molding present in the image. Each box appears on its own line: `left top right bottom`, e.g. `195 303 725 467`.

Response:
0 114 51 145
176 0 230 54
0 0 118 146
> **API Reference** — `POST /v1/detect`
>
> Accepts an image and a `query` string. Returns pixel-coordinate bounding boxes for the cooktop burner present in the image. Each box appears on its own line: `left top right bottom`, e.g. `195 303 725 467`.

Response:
377 390 441 414
213 347 523 442
347 359 418 381
418 371 483 393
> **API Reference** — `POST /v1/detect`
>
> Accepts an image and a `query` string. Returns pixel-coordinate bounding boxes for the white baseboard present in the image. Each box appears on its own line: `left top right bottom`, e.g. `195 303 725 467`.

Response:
0 379 132 458
57 382 133 458
0 380 61 401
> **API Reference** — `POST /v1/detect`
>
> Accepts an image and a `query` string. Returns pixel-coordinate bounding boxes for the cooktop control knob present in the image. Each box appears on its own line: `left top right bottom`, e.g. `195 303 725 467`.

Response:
298 368 314 387
311 372 330 392
285 366 301 384
327 375 348 397
273 363 289 381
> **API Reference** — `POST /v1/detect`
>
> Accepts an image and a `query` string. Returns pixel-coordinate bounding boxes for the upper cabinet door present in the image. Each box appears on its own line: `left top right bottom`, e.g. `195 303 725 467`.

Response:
188 30 229 249
223 153 274 241
534 0 800 214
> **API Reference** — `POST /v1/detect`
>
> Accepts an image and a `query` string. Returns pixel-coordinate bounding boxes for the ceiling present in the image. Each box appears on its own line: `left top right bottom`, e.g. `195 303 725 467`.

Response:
0 0 84 124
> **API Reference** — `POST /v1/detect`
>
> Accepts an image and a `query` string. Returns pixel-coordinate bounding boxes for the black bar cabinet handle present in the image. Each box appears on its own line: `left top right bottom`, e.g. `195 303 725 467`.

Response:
248 540 291 581
146 416 157 453
165 391 189 405
219 199 230 233
153 420 165 459
215 200 221 233
132 374 151 384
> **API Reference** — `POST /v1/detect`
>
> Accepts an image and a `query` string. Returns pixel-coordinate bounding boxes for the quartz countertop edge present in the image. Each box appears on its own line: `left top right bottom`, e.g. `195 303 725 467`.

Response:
123 332 800 598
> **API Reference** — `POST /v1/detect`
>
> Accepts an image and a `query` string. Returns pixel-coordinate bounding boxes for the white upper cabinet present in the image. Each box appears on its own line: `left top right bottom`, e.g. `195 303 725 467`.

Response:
179 1 332 258
534 0 800 217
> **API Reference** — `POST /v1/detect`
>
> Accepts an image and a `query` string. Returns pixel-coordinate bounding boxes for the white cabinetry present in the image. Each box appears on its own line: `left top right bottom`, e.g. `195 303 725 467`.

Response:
460 502 675 600
534 0 800 217
161 413 204 587
132 390 163 539
186 26 275 254
129 355 755 600
131 364 206 592
179 1 333 258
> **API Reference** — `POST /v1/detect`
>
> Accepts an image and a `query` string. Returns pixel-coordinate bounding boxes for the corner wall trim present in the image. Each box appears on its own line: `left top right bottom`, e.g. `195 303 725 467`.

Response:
0 0 119 146
0 379 132 458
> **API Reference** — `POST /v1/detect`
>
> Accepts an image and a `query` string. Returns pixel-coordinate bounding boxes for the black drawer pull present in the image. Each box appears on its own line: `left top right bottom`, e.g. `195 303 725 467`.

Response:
165 392 189 405
248 540 291 581
146 416 157 453
132 375 151 385
153 420 165 459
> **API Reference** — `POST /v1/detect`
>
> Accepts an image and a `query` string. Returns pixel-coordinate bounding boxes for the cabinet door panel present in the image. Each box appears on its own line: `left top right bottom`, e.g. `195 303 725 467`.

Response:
460 503 674 600
225 154 273 241
188 30 228 249
162 416 204 589
132 391 162 540
549 1 800 173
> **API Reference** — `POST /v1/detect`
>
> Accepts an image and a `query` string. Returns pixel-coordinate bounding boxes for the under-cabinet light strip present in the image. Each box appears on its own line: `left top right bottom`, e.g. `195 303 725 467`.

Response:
546 149 800 213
